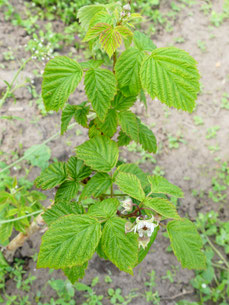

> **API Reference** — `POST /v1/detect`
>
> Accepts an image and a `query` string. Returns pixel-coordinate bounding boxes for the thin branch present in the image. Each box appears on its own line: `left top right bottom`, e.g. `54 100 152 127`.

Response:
161 290 193 301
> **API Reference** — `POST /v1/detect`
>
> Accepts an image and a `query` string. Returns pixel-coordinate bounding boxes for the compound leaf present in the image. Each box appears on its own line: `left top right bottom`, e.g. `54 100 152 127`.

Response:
143 197 180 219
55 181 79 202
117 131 131 147
63 262 88 284
115 172 145 201
74 102 90 128
35 162 67 190
167 218 206 269
133 31 157 51
95 109 118 137
37 215 101 269
114 163 148 188
42 56 83 111
101 217 138 274
77 5 106 30
67 157 91 182
117 110 139 142
61 104 77 134
79 173 112 200
84 68 117 120
88 198 120 219
140 47 200 112
137 118 157 153
76 136 119 172
112 92 137 111
148 175 184 198
115 48 145 96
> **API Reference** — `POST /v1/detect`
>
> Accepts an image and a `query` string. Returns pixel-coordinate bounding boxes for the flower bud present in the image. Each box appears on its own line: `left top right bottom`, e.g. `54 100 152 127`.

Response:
121 199 133 214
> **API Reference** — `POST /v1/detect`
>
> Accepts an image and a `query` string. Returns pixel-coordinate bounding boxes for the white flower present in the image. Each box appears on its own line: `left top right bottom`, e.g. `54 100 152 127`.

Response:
123 4 131 11
121 199 133 214
138 236 150 249
201 283 207 289
134 216 157 238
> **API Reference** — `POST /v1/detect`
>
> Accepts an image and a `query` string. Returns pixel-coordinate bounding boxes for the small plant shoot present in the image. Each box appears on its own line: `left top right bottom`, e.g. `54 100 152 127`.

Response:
35 3 206 283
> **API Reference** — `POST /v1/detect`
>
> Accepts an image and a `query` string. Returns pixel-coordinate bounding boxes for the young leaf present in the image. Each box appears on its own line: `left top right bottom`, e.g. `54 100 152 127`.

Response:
37 215 101 269
167 218 206 269
101 217 138 274
133 31 157 51
88 198 120 219
84 68 117 120
140 47 200 112
67 157 91 182
79 173 112 200
83 23 110 42
143 197 180 219
42 56 83 111
117 110 139 142
147 175 184 198
77 5 106 30
117 130 131 147
80 59 104 69
113 163 148 188
63 262 88 284
76 136 119 173
115 48 145 96
95 109 118 137
35 162 67 190
112 92 137 111
55 181 79 202
43 201 82 226
115 172 145 201
61 104 77 134
137 118 157 153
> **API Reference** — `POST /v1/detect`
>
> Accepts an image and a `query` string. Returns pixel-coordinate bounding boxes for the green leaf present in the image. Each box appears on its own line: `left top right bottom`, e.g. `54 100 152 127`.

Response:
37 215 101 269
80 59 104 69
61 104 77 134
115 48 145 96
101 217 138 274
79 173 112 200
42 56 83 111
83 23 110 42
133 31 157 51
88 198 120 219
167 218 206 269
43 201 82 226
67 157 91 182
0 222 13 244
137 118 157 153
143 197 180 219
84 68 117 120
148 175 184 198
63 262 88 284
74 102 90 128
77 5 106 30
137 226 159 266
115 172 145 201
95 109 118 137
0 251 9 268
111 92 137 111
117 131 131 147
140 47 200 112
24 144 51 170
55 181 79 202
117 110 139 142
35 162 67 190
113 163 148 188
76 136 119 173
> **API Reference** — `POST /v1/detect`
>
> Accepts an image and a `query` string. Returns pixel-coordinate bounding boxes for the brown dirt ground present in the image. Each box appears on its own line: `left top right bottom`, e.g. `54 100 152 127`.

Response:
0 0 229 304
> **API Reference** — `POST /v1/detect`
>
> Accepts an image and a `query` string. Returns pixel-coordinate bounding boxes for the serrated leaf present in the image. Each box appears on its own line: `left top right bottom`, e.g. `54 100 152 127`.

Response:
79 173 112 200
61 104 77 134
140 47 200 112
80 60 104 69
77 5 106 30
63 262 88 284
167 218 206 269
88 124 101 138
114 163 148 188
55 181 79 202
74 102 90 128
89 10 114 28
83 23 110 42
95 109 118 137
148 175 184 198
137 118 157 153
43 201 82 226
112 92 137 111
76 136 119 173
37 215 101 269
42 56 83 111
117 130 131 147
143 197 180 219
88 198 120 219
84 68 117 120
35 162 67 190
101 217 138 274
117 110 139 142
24 144 51 170
67 157 91 181
115 172 145 201
133 31 157 51
115 48 145 96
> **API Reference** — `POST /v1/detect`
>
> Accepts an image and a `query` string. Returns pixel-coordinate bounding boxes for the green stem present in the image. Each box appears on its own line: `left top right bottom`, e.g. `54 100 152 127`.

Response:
0 122 77 174
211 262 229 271
104 193 127 197
0 210 43 224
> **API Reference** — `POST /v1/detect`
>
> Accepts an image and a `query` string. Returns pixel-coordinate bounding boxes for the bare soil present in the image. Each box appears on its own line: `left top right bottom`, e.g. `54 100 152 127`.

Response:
0 0 229 304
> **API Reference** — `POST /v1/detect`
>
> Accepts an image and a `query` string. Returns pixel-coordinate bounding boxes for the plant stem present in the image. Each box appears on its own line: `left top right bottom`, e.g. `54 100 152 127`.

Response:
0 210 43 225
104 193 127 197
112 51 117 74
0 122 77 174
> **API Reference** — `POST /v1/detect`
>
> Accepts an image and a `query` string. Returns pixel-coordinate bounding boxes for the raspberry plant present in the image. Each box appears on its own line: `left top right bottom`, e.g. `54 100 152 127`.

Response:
35 3 206 283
